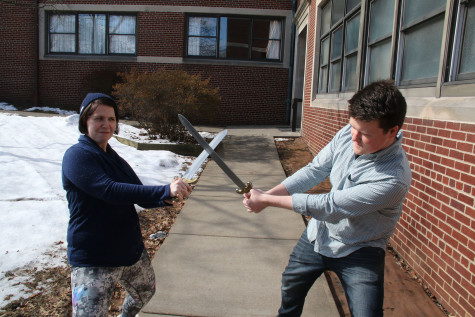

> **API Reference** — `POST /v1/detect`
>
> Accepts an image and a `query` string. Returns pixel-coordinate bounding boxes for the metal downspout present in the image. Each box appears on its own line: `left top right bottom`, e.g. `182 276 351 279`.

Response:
285 0 297 124
34 0 40 106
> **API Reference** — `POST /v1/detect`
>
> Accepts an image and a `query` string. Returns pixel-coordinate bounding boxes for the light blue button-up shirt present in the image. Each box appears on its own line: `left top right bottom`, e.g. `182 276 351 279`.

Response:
282 124 412 258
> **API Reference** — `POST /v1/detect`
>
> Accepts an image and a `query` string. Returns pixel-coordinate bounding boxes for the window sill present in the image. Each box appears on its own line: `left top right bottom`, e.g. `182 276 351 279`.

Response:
41 55 138 62
183 57 286 68
311 87 475 123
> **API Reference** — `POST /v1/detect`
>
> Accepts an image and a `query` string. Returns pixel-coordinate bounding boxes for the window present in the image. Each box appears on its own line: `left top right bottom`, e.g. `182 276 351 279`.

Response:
47 13 136 55
344 13 360 90
317 0 361 93
186 15 283 61
396 0 446 85
314 0 474 98
364 0 395 84
447 0 475 81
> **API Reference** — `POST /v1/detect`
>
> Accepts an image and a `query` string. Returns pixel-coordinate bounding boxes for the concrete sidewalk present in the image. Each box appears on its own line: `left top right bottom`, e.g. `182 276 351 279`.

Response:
141 127 340 317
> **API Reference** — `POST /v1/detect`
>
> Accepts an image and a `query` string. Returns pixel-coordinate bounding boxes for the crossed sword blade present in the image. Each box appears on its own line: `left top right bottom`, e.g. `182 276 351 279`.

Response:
178 114 252 194
181 129 227 184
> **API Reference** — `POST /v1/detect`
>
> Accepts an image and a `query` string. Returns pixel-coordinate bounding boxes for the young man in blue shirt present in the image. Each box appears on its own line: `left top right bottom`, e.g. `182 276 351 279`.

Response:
243 80 412 317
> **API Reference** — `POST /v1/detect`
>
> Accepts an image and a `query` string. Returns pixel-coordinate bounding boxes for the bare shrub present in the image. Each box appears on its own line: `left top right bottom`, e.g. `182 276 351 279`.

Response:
113 69 220 142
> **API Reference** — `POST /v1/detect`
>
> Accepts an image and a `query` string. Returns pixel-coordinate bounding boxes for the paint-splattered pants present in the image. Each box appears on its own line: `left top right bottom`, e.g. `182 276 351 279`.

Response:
70 250 156 317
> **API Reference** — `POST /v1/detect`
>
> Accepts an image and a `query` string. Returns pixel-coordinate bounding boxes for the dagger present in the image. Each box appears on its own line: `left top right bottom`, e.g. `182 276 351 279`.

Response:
178 114 252 194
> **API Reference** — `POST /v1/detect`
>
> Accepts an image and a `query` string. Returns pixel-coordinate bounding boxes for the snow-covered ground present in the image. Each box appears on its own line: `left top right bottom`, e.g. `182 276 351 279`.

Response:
0 102 199 307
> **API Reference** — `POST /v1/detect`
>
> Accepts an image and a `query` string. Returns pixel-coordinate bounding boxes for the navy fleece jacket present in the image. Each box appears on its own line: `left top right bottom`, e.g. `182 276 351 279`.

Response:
62 135 171 267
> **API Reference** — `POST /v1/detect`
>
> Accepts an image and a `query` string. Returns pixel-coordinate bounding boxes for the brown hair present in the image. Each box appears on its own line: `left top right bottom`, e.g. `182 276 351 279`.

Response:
348 80 407 133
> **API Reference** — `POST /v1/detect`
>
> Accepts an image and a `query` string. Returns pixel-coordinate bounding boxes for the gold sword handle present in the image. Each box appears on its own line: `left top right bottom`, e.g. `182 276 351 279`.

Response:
236 182 253 194
181 177 199 185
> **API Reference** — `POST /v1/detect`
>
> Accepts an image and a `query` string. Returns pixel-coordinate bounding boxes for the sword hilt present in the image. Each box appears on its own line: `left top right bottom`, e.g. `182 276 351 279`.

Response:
236 182 253 194
170 177 198 202
182 177 199 185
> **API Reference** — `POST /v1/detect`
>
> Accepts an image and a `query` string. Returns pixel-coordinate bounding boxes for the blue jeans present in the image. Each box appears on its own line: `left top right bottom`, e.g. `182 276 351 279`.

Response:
278 230 385 317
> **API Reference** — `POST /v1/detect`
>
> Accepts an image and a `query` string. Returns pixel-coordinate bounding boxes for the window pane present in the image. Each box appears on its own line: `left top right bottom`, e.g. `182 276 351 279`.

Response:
50 34 75 52
322 1 332 34
347 0 360 12
332 0 345 25
79 14 106 54
49 14 76 33
369 0 395 42
188 17 217 36
319 37 330 92
252 19 281 59
344 53 358 90
219 19 227 58
403 0 445 27
345 13 360 52
110 35 135 54
319 65 329 93
188 37 216 56
219 17 249 59
50 14 75 33
253 19 281 39
321 37 330 66
49 14 76 53
401 16 444 81
368 38 392 83
252 39 281 59
110 15 136 35
331 27 343 59
330 60 341 91
109 16 136 54
459 4 475 75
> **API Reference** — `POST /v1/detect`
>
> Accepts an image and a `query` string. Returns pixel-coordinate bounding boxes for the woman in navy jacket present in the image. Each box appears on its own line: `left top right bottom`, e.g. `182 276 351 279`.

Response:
62 93 191 317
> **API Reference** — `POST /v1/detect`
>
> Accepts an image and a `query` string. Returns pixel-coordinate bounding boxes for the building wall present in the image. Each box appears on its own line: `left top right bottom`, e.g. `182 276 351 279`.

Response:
0 1 292 125
38 60 288 125
300 1 474 317
0 1 38 106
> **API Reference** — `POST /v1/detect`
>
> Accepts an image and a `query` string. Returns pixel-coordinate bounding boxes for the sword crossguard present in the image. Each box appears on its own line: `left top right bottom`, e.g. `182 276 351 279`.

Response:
236 182 253 194
174 176 199 185
182 177 199 185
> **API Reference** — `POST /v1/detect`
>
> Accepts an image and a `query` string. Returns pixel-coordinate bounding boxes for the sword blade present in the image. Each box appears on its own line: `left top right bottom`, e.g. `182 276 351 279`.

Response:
182 129 228 183
178 114 252 194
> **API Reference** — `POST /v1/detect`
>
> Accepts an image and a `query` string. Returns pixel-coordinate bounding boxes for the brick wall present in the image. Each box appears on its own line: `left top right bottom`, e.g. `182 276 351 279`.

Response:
1 1 290 125
300 2 474 317
0 0 37 106
138 12 184 57
38 60 289 125
393 118 475 317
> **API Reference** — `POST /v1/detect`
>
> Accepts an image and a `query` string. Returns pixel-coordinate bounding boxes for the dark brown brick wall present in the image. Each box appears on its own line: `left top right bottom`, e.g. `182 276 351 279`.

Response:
38 60 289 125
0 0 38 106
